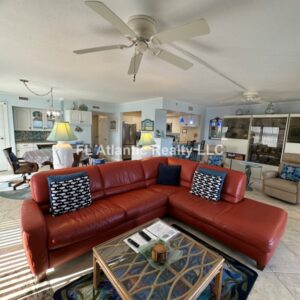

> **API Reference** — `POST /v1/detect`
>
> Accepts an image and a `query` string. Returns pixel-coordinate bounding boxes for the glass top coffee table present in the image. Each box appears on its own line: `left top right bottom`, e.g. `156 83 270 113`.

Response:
93 219 224 299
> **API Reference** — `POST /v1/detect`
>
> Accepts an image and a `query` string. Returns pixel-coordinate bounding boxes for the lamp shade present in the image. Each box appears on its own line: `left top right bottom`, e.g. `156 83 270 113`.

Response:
47 122 77 142
137 132 156 147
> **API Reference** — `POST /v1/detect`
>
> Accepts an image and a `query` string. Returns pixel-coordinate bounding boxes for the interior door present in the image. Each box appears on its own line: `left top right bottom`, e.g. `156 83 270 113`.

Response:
0 102 10 171
98 117 109 150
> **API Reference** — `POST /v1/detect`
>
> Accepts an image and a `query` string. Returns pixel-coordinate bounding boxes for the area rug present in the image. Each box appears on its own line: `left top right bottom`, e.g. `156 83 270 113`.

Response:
53 224 258 300
0 185 31 200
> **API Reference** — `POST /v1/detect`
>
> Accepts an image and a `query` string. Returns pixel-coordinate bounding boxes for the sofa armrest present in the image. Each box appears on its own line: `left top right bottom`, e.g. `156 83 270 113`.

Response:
262 170 279 180
21 200 48 277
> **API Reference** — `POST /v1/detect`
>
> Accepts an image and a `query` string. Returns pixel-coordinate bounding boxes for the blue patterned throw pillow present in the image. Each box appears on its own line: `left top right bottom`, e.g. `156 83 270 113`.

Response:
190 168 227 201
279 164 300 182
207 155 223 167
47 172 92 216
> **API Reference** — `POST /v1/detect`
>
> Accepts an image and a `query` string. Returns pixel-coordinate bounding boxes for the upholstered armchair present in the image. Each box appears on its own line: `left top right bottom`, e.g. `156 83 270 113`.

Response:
263 153 300 204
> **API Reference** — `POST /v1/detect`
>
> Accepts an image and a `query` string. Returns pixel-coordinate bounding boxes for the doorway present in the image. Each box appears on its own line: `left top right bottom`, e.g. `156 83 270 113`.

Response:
0 102 10 171
122 111 141 160
92 113 109 149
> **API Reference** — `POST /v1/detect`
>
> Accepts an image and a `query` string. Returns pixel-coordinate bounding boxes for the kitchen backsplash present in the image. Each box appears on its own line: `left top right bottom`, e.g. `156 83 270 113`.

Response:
15 130 50 142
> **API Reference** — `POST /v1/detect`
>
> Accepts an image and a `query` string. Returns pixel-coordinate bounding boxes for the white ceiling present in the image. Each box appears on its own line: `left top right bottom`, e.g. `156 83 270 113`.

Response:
0 0 300 105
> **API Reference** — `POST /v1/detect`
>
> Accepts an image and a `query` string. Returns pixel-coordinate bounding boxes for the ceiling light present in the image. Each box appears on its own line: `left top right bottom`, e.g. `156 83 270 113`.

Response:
20 79 61 120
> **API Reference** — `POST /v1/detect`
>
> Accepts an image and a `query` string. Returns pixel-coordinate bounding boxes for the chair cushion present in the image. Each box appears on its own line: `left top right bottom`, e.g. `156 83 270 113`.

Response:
108 188 168 219
190 168 227 201
9 152 20 168
47 172 92 216
208 155 223 166
215 198 288 252
45 199 125 250
169 191 233 226
148 184 188 196
156 163 181 186
264 177 297 194
279 164 300 182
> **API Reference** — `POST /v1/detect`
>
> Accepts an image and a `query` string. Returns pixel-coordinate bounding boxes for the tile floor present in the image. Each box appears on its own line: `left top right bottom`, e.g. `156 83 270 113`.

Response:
0 180 299 300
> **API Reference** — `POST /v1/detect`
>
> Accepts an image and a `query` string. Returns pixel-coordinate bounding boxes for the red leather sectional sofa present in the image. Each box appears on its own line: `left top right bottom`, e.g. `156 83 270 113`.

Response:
21 157 287 278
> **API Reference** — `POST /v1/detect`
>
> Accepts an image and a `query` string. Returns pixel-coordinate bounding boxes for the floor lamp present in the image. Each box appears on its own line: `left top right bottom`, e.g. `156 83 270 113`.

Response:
47 122 77 169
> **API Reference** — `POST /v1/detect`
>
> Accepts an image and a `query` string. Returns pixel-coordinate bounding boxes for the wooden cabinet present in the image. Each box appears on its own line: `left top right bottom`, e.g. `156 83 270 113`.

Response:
65 110 92 125
13 108 32 130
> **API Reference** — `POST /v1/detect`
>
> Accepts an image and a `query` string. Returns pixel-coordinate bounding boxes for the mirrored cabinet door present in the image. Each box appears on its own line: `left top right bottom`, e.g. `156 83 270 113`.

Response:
31 110 44 130
45 114 55 130
248 117 288 166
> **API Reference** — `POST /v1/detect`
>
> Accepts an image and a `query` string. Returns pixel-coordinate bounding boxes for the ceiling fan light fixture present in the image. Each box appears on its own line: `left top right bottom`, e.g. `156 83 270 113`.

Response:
75 2 209 79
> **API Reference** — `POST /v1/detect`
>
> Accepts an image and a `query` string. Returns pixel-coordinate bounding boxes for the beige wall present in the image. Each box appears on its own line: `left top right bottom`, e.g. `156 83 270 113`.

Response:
123 114 141 131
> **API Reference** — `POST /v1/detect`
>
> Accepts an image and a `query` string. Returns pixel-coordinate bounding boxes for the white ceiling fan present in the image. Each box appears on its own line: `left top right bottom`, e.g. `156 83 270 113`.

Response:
74 1 210 81
222 90 266 105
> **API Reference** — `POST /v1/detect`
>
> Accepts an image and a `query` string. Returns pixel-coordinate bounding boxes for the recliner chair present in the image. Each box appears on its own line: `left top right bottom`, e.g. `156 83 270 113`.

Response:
263 153 300 204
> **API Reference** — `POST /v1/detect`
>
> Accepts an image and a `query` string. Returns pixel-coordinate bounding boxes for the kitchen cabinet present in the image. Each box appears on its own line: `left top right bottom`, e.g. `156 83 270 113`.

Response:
31 110 44 130
65 110 92 125
13 107 58 131
13 108 32 130
16 143 35 158
16 142 53 158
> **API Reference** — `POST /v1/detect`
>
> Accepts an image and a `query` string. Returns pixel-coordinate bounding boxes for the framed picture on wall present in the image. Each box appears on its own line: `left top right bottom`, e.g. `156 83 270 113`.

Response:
110 120 117 130
141 119 154 131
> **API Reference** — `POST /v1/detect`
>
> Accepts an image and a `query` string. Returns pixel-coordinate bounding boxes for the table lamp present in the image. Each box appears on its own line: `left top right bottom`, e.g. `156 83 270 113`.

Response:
47 121 77 169
137 132 156 149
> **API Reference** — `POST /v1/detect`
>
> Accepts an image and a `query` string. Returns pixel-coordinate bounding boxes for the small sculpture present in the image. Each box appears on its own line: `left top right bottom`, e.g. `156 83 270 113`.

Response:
151 243 167 264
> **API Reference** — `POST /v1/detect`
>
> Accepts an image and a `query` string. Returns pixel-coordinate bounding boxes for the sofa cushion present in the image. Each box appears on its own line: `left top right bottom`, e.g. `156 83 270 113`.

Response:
264 177 297 194
141 157 168 186
215 198 288 252
108 188 168 219
191 168 227 201
148 184 188 196
98 160 146 196
167 157 198 188
31 166 105 212
156 163 181 186
169 191 233 226
45 199 125 250
197 164 246 203
48 172 92 216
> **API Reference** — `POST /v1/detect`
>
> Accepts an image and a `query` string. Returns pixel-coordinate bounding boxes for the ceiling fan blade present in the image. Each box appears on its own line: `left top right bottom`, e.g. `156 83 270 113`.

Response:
152 19 210 44
74 44 126 54
128 53 143 75
155 49 193 70
85 1 137 38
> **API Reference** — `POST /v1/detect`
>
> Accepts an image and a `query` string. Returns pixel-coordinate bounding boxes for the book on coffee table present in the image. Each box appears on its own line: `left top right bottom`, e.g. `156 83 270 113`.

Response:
146 220 179 241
